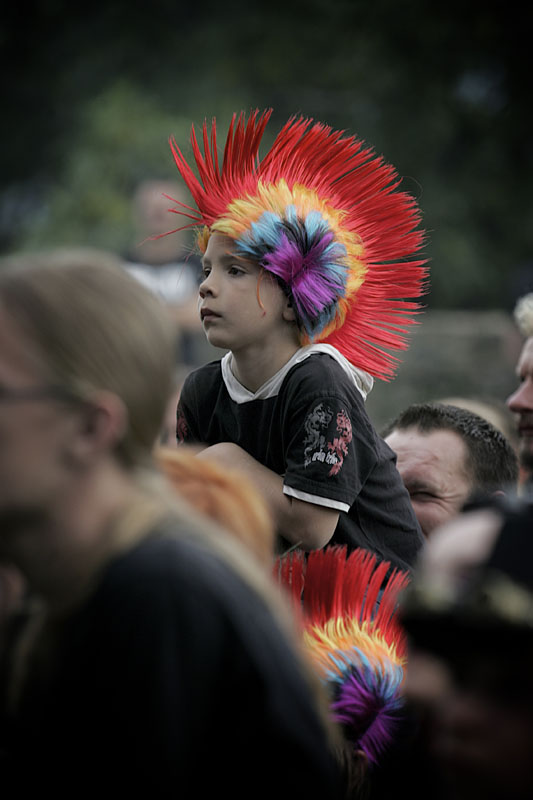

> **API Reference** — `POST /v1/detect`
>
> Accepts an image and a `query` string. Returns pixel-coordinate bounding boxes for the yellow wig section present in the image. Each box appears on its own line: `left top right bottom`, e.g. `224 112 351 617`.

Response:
303 618 406 680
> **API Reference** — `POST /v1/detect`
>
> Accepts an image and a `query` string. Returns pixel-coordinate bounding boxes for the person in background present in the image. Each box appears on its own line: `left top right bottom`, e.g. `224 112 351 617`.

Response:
172 108 427 571
439 395 518 453
507 292 533 493
382 403 518 537
125 178 218 368
401 496 533 800
0 256 345 796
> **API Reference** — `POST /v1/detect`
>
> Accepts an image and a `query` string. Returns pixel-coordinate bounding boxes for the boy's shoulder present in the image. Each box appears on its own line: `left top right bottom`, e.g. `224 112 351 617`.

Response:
282 351 366 404
182 358 223 393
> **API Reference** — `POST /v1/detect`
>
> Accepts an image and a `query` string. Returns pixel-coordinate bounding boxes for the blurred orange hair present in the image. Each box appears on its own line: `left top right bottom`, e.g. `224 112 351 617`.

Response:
155 446 275 567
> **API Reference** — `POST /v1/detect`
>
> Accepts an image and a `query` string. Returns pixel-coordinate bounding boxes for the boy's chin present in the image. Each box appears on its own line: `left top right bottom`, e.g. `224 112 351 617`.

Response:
205 332 231 350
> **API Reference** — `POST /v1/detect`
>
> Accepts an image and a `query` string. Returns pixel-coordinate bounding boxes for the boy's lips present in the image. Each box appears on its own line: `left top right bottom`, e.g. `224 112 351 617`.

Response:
200 307 221 322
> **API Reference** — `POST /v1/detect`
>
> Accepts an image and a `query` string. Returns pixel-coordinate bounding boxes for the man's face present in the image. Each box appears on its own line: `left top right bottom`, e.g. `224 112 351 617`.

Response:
507 337 533 470
385 427 474 537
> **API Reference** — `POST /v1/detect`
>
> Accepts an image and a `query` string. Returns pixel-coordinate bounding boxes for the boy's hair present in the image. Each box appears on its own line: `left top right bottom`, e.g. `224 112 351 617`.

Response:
382 402 519 494
167 109 428 380
0 255 175 467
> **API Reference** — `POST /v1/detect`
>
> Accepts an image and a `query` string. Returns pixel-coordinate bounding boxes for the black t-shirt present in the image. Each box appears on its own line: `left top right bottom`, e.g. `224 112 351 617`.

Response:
177 350 423 571
1 529 344 796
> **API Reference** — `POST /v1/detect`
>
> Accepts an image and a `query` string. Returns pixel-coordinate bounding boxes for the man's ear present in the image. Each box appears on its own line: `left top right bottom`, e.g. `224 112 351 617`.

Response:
66 391 129 466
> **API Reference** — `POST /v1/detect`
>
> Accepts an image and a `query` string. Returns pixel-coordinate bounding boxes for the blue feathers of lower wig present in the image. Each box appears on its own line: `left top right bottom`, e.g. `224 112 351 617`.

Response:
328 648 405 765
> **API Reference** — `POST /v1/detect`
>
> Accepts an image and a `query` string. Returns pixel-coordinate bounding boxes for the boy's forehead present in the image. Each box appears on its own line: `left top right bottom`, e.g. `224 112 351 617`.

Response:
203 233 259 269
203 232 238 258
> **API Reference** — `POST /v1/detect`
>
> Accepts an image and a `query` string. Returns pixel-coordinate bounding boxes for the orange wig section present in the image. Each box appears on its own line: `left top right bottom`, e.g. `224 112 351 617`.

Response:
156 445 275 567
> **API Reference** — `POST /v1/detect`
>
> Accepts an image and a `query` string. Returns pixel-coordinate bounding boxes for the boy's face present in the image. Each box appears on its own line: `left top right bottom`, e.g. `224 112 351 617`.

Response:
199 233 295 353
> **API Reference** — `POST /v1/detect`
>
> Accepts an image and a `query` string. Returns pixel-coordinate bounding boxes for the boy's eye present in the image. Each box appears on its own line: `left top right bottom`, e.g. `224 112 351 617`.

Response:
228 265 244 276
201 267 211 279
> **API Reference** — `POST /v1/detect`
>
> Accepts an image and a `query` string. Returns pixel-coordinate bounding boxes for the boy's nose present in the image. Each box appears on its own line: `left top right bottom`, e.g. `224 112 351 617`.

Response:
199 275 216 298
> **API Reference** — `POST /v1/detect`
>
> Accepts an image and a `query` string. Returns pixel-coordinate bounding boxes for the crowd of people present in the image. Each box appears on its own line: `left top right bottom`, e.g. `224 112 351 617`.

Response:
0 109 532 799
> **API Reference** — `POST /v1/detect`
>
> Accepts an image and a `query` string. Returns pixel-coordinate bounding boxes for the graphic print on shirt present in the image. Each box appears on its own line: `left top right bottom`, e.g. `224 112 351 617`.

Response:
303 402 333 467
176 408 189 444
327 410 353 476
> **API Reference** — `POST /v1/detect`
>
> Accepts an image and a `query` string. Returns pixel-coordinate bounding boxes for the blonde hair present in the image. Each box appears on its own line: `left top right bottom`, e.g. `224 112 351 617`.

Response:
514 293 533 338
0 254 175 467
155 446 275 566
0 257 343 756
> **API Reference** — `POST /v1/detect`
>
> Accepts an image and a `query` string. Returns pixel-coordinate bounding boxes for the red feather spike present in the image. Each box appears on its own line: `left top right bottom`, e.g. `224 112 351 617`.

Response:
373 568 411 657
210 119 219 177
302 547 345 625
361 558 391 622
273 550 306 610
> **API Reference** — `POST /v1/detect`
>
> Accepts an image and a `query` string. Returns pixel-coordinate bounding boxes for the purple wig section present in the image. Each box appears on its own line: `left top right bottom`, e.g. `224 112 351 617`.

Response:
330 664 404 765
236 207 349 339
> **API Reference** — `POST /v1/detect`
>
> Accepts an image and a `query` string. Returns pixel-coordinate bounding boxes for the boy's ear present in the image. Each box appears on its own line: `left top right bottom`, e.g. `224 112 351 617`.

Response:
282 297 296 322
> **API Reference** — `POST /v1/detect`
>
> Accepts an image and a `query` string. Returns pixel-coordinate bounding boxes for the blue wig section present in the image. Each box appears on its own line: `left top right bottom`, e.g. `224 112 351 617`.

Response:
235 207 348 338
324 646 404 706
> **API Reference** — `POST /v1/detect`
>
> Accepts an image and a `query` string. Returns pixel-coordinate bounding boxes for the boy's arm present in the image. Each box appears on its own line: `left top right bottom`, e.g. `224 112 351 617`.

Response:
196 443 338 550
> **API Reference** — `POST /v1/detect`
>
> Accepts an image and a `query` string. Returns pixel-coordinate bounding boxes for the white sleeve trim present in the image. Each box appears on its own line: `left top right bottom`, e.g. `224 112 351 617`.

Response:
283 485 351 513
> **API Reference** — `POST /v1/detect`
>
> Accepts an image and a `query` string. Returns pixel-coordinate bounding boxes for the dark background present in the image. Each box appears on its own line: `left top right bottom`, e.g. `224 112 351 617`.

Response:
2 0 532 309
1 1 531 425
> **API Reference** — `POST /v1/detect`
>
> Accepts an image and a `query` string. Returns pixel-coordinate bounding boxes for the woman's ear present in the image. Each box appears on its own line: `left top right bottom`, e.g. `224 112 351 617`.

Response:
65 392 129 467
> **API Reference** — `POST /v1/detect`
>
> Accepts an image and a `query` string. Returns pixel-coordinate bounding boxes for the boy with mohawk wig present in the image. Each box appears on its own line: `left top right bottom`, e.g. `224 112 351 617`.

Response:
171 109 427 571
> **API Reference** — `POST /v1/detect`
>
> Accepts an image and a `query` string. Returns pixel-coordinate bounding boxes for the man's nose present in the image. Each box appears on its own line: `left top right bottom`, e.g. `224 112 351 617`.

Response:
507 380 532 413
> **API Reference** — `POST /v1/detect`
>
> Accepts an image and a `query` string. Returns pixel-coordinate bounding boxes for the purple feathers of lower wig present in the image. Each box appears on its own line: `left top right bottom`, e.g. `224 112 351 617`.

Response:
330 653 404 765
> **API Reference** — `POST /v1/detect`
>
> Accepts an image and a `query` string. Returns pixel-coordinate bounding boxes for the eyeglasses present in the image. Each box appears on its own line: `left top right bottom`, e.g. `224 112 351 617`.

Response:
0 384 80 405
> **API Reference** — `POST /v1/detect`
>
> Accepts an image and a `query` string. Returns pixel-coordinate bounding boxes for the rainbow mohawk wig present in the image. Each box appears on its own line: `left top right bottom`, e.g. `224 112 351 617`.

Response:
275 546 409 765
169 109 428 379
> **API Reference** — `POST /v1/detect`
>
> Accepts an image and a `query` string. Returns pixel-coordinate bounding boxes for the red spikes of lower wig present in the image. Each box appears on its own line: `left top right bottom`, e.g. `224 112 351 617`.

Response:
274 546 410 657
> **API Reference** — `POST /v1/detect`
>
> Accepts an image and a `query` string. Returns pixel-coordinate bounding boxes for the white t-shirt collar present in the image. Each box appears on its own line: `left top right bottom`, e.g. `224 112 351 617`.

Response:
221 344 373 404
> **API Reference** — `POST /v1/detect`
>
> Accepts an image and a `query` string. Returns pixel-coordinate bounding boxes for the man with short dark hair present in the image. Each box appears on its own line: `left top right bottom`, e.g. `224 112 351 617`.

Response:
382 403 518 537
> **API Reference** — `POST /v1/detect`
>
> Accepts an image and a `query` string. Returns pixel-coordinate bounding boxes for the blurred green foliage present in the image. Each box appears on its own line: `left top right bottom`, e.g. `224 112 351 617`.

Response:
1 0 531 307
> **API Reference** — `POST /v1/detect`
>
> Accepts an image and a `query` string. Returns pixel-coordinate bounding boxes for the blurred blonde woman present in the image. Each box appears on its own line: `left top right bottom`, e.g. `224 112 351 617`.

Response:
0 255 344 797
